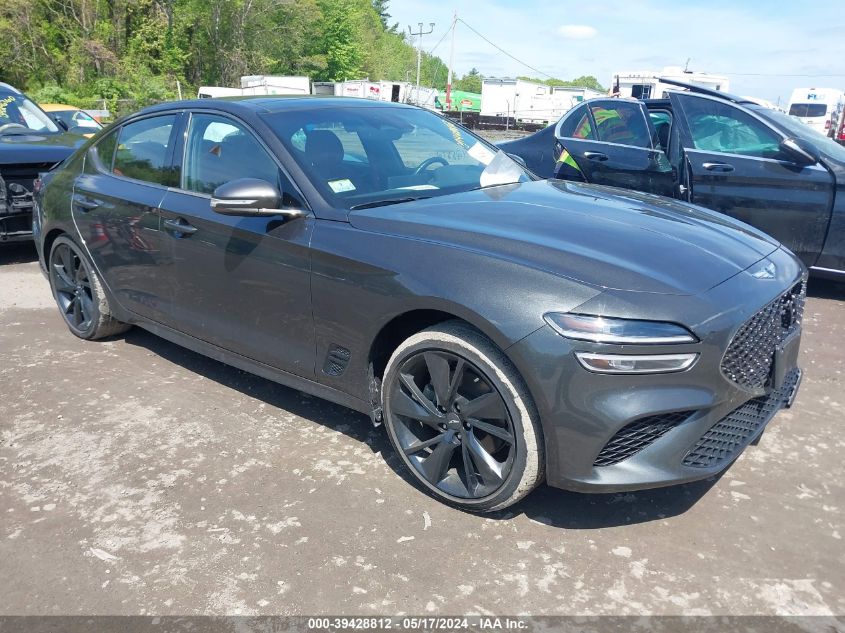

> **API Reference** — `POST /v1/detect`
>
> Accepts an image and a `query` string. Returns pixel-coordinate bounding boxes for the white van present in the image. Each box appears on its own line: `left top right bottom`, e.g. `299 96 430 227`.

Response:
788 87 844 137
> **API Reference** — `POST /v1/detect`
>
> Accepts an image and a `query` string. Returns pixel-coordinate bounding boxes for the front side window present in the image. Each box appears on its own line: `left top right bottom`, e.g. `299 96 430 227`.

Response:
590 103 651 148
182 114 279 195
681 96 783 159
264 106 528 209
113 115 178 185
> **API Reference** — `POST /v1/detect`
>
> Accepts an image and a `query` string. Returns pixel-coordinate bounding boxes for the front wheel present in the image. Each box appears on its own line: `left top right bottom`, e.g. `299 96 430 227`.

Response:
48 235 130 340
382 321 544 512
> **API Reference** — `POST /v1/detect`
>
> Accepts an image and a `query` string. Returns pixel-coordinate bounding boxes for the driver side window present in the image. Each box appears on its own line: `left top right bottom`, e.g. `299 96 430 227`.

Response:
183 113 279 194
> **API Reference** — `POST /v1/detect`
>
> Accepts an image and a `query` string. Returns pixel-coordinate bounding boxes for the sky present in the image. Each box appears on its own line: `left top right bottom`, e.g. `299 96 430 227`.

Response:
387 0 845 104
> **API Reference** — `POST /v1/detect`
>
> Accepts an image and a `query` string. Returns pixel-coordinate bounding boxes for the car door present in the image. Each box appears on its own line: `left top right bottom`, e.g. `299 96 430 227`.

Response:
554 99 674 196
72 114 180 324
670 92 835 266
157 111 316 377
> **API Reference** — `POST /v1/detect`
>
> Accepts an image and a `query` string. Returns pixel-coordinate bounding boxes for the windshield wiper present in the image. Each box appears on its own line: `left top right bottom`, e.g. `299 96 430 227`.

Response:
350 196 431 210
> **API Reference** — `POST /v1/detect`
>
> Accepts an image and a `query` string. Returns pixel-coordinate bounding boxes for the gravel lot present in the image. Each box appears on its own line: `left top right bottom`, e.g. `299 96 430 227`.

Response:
1 242 843 617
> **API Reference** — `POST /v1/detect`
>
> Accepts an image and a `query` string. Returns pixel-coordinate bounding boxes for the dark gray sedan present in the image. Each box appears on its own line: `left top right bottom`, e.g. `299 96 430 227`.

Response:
35 97 806 512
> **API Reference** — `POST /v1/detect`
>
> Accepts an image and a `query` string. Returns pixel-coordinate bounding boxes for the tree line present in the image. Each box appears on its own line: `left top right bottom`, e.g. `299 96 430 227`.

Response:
0 0 603 115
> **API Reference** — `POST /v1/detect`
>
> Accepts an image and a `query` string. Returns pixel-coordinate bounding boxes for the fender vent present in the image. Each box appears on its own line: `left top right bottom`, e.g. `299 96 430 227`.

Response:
323 345 351 376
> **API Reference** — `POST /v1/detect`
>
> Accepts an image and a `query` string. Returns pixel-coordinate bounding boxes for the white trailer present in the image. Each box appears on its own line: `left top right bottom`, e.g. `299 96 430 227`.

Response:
331 79 413 103
239 75 311 96
611 66 729 100
549 86 604 118
787 87 845 137
481 78 557 124
197 86 244 99
199 76 311 99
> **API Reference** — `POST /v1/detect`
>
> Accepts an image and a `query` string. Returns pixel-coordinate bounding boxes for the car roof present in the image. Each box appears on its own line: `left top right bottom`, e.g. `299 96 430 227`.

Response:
137 96 418 117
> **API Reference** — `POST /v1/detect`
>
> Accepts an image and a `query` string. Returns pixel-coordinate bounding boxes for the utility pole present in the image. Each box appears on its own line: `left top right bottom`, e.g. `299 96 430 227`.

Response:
446 12 457 111
408 21 435 104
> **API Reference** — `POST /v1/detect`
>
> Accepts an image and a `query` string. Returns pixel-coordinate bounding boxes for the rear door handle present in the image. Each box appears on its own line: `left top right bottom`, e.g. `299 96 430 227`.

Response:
163 218 198 236
583 151 609 162
72 194 101 212
702 162 735 173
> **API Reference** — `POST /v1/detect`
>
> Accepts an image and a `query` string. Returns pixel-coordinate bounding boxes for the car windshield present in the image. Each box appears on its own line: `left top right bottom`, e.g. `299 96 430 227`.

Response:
756 107 845 162
0 91 60 134
263 105 530 209
52 109 101 131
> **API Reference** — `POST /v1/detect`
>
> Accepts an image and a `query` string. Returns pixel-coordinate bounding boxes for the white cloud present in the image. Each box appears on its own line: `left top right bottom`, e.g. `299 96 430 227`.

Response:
558 24 598 39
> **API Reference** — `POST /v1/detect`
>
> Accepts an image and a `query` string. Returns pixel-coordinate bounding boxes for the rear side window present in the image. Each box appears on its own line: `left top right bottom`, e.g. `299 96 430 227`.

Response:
590 103 651 148
113 115 178 186
788 103 828 118
558 107 594 139
681 97 783 159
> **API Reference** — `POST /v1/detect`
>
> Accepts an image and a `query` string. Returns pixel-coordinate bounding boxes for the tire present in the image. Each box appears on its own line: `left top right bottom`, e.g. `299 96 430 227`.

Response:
382 321 544 512
48 235 130 340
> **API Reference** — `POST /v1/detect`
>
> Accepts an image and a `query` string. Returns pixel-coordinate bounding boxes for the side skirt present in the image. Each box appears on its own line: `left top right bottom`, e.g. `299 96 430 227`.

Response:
132 317 372 417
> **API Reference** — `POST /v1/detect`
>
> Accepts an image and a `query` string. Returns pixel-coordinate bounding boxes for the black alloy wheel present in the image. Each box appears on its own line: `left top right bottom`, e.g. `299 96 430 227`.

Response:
389 349 517 500
50 241 96 334
48 236 130 340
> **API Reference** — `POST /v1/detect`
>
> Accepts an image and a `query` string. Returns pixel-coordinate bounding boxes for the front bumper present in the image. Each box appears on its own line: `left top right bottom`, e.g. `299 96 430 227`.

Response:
507 247 806 493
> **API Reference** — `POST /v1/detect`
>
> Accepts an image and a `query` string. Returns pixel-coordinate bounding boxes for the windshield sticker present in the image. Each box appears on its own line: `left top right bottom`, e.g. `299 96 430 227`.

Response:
328 179 356 194
0 96 15 119
467 142 496 166
444 120 469 149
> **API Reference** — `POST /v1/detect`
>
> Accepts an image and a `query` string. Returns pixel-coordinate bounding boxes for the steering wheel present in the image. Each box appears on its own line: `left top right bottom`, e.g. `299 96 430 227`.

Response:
414 156 449 175
0 123 29 135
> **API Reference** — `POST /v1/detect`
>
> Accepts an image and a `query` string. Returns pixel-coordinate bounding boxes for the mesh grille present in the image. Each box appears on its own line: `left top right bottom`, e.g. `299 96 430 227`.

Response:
683 368 800 468
720 281 805 391
594 411 695 466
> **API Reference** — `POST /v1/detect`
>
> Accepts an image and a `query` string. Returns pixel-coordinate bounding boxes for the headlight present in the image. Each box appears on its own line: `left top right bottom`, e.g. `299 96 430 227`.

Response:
544 313 697 345
576 352 699 374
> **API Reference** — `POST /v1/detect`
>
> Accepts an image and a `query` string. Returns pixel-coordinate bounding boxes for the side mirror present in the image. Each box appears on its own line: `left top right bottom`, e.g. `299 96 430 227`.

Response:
211 178 304 219
780 137 820 166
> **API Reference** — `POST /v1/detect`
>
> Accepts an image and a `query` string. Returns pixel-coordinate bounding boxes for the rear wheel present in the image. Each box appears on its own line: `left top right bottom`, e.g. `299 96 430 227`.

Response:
382 321 544 512
48 236 130 340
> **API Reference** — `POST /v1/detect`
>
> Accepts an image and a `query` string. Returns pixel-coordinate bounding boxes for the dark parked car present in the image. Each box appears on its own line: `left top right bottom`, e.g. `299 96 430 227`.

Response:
0 82 85 244
36 97 806 511
500 79 845 279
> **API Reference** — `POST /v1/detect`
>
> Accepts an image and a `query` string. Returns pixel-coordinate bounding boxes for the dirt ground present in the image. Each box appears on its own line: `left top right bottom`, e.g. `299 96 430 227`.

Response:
1 242 843 617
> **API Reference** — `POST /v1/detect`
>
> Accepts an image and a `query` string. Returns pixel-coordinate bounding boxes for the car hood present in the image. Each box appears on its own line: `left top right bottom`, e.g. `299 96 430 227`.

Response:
0 132 85 165
349 180 780 296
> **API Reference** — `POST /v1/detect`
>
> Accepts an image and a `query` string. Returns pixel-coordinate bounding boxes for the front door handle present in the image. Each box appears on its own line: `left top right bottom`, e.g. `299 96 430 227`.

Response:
163 218 198 236
702 162 735 173
583 151 609 161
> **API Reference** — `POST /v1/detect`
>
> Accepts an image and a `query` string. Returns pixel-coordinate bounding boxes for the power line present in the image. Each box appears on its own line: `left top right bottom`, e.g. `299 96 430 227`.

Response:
427 27 450 56
457 17 555 79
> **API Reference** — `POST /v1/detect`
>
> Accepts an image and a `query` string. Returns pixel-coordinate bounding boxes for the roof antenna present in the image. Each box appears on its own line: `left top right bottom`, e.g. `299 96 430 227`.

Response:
683 58 691 73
